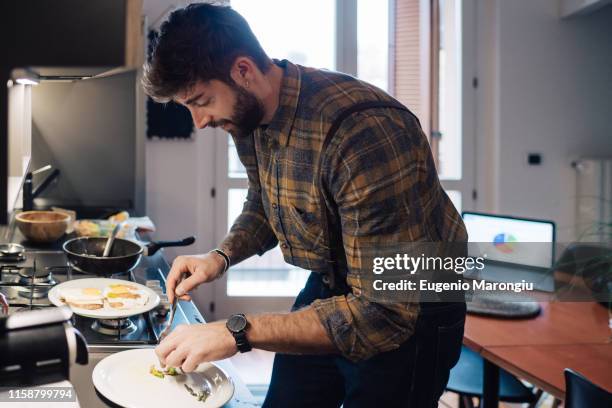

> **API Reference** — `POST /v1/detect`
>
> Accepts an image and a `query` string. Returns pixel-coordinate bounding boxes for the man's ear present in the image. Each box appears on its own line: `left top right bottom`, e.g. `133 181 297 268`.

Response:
230 56 256 87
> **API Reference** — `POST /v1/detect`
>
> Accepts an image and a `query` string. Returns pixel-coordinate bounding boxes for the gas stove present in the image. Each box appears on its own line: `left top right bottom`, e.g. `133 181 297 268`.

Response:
0 247 175 349
0 231 255 407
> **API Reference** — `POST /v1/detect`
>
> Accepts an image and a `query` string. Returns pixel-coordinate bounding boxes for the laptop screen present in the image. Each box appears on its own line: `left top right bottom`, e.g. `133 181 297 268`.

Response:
463 212 555 269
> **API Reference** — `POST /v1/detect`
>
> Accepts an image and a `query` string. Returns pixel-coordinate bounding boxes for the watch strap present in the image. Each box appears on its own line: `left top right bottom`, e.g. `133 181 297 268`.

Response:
210 248 230 274
232 330 252 353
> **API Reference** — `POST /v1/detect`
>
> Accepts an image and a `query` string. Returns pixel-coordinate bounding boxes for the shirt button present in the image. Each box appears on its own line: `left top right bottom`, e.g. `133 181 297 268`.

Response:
280 243 288 249
272 203 278 209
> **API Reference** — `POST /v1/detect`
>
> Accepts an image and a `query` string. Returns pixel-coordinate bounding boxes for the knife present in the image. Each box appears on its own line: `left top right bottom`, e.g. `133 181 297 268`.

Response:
158 274 184 343
158 296 177 343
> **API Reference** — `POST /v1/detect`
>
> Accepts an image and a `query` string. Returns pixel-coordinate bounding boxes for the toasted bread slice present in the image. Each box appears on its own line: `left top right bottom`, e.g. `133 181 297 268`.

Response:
65 301 104 310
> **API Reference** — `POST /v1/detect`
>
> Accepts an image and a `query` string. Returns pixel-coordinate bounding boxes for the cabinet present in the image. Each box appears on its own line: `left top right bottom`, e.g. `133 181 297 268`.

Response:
560 0 612 18
125 0 145 69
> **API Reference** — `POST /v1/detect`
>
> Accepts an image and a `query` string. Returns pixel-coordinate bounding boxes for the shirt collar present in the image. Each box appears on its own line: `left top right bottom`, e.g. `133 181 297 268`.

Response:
265 59 301 147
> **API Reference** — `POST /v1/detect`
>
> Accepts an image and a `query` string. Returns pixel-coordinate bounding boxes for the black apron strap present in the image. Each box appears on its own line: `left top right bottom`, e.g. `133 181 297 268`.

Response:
317 100 414 291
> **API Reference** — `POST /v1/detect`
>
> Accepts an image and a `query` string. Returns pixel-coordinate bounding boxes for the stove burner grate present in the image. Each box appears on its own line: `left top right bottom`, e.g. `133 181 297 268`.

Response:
0 253 26 263
18 268 56 285
91 318 138 336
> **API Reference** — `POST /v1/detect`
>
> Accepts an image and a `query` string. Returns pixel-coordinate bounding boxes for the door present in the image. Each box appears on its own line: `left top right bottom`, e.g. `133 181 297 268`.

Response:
431 0 477 213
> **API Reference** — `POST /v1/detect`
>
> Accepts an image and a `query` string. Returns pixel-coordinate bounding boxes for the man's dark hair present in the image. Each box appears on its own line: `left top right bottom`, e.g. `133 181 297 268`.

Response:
142 2 271 102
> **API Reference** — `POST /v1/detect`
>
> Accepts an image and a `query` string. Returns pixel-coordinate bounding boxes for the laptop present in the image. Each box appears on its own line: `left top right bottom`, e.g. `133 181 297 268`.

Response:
462 212 556 292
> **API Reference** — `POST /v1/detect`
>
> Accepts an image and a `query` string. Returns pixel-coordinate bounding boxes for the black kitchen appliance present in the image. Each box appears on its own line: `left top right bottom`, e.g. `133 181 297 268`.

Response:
0 306 88 386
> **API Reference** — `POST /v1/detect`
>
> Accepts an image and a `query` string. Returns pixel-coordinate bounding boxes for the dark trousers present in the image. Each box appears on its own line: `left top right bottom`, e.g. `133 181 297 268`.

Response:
263 273 466 408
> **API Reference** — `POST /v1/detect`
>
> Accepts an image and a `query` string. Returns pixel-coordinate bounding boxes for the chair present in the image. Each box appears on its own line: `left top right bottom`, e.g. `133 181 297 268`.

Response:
554 243 612 304
564 369 612 408
446 346 542 408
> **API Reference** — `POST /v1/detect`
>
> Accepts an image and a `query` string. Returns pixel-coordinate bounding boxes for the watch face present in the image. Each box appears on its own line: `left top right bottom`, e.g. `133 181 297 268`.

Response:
227 314 247 333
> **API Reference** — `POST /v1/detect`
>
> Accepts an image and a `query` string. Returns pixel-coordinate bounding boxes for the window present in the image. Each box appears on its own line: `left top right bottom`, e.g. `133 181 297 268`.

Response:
227 136 246 179
224 0 340 297
227 134 309 296
231 0 335 70
357 0 390 91
433 0 471 211
436 0 462 181
392 0 470 210
226 188 310 297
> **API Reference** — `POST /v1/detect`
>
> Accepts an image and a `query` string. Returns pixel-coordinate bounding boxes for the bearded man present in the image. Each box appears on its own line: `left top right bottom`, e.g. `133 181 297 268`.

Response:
144 4 467 407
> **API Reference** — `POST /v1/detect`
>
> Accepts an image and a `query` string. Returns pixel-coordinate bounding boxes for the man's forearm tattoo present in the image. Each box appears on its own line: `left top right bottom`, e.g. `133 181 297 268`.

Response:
219 229 257 269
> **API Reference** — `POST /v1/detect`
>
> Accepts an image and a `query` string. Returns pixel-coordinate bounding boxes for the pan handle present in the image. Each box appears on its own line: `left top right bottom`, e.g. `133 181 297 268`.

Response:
144 236 196 256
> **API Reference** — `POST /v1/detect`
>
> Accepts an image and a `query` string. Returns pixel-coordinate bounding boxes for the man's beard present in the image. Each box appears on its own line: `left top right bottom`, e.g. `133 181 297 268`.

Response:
210 83 265 137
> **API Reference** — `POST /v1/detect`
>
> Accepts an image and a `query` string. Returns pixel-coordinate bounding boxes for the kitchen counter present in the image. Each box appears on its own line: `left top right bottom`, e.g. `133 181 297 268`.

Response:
1 222 257 407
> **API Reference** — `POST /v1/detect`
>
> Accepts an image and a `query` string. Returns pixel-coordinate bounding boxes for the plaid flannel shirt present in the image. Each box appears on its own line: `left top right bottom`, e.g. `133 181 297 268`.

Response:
225 60 466 361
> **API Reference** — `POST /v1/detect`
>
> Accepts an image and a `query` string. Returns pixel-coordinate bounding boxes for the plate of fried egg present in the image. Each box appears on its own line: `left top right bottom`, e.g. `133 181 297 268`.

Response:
48 278 160 319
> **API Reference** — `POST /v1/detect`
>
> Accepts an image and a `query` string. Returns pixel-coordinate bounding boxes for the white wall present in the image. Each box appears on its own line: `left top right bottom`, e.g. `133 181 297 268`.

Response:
143 0 220 317
145 127 221 317
476 0 612 241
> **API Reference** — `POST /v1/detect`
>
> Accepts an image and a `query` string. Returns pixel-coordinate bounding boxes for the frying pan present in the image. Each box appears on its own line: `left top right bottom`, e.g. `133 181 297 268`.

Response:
62 236 195 275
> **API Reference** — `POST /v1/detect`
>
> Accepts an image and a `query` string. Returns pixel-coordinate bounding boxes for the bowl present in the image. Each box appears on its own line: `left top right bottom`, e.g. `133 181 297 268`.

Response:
15 211 71 243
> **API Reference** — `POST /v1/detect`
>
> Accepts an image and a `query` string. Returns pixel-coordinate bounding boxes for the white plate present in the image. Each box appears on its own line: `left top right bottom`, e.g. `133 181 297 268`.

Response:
92 349 234 408
48 278 160 319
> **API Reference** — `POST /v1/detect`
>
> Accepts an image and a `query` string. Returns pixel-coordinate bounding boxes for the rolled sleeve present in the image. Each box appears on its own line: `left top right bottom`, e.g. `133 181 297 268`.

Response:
311 295 419 361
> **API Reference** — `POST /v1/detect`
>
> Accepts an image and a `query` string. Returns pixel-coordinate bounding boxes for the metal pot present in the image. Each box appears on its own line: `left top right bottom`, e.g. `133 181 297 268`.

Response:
0 243 25 262
62 236 195 275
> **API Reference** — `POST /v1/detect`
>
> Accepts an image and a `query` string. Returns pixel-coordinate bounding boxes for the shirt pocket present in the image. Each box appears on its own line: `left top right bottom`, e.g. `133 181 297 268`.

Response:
287 204 328 251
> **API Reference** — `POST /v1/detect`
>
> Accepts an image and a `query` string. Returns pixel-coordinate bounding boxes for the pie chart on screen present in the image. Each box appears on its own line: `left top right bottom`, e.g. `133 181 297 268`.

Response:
493 233 517 253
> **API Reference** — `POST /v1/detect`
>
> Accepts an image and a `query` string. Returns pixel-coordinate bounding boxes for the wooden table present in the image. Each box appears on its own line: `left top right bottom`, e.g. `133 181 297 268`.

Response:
464 301 612 407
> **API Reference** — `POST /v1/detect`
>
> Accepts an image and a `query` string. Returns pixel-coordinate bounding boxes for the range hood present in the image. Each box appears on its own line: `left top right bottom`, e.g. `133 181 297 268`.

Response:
15 66 137 82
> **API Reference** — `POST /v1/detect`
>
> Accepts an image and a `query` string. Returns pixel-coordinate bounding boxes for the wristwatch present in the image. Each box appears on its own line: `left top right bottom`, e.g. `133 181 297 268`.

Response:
226 313 252 353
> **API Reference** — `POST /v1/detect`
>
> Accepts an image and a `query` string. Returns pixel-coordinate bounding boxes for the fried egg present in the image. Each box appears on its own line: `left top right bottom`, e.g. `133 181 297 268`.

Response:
82 287 103 296
108 283 138 292
103 286 148 309
59 287 104 309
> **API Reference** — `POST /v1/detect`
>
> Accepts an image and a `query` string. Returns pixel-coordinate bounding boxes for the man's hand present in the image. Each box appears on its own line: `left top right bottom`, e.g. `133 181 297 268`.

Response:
155 322 237 372
155 309 337 373
166 253 225 303
0 292 8 315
